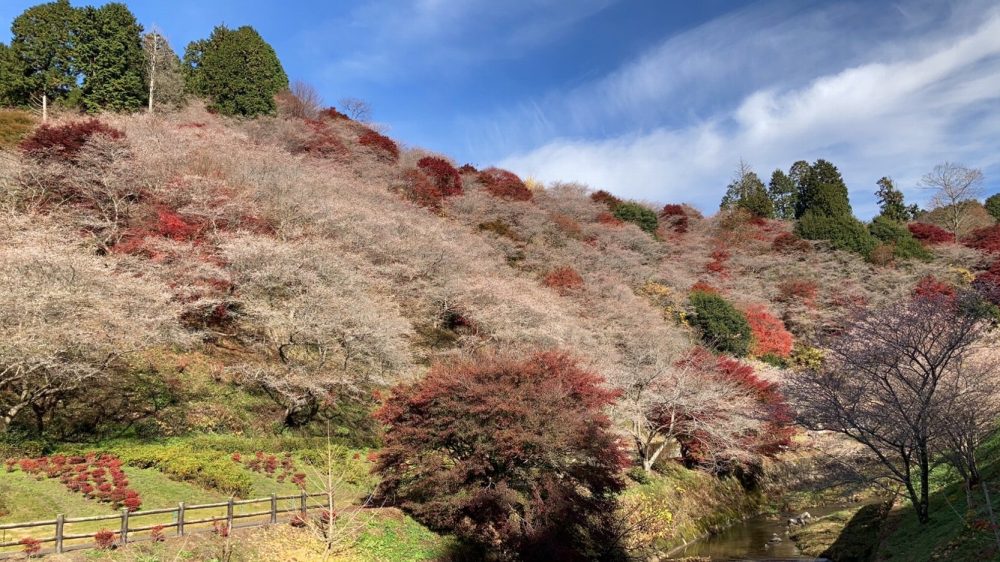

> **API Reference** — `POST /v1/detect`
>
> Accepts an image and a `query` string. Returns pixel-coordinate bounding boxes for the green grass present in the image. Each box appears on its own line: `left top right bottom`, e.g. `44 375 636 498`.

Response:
341 508 458 562
874 433 1000 561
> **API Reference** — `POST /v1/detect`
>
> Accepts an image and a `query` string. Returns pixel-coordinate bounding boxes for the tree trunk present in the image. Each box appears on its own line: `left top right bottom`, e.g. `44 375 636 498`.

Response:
42 93 48 122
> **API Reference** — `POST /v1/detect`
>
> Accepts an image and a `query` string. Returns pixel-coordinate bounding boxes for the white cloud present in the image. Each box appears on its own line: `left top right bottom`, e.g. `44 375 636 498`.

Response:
493 0 1000 217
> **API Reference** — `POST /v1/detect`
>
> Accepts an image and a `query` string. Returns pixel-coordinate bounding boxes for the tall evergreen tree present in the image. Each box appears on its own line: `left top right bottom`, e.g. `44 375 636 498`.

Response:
0 43 21 106
76 3 146 112
986 193 1000 223
5 0 79 114
720 160 775 218
875 176 915 222
795 159 852 219
768 169 797 219
143 29 185 112
181 38 209 95
185 26 288 117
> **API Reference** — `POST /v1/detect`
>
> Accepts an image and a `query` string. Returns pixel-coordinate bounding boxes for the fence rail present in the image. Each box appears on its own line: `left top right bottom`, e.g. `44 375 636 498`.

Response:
0 492 331 559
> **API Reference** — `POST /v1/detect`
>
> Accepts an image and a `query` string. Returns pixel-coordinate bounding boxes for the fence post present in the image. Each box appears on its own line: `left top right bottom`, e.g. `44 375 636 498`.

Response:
299 491 307 514
177 502 185 536
226 498 234 531
120 507 130 545
55 514 65 554
270 493 277 524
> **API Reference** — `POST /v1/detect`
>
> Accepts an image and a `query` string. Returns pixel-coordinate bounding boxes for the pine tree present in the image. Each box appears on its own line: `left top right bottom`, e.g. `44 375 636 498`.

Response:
795 159 852 219
76 3 146 112
5 0 79 116
0 43 21 106
720 160 774 218
768 169 797 219
875 177 913 222
985 193 1000 223
185 25 288 117
143 29 186 112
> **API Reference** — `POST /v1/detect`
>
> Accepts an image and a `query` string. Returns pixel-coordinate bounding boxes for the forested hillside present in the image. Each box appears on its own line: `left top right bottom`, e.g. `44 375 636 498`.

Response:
2 1 1000 561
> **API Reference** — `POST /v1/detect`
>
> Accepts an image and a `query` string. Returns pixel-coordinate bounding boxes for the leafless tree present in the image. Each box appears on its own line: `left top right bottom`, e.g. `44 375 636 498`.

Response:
919 162 986 234
0 229 184 433
277 81 323 120
143 28 186 113
790 291 993 524
337 97 372 122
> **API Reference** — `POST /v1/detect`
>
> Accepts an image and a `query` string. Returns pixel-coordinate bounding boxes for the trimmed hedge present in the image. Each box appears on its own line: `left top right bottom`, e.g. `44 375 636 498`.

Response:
689 291 752 357
795 212 878 258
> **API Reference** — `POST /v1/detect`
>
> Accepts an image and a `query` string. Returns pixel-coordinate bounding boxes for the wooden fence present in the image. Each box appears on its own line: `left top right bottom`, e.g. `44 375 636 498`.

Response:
0 491 330 559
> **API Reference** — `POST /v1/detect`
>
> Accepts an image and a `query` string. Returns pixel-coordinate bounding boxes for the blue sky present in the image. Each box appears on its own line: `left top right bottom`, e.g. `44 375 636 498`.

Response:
3 0 999 217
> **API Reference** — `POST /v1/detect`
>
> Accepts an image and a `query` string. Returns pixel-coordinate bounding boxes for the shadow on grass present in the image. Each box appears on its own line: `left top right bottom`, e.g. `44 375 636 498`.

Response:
819 500 892 562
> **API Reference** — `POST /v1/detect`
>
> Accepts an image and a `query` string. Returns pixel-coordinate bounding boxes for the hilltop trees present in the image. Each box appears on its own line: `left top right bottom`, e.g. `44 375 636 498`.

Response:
2 0 78 116
720 160 774 218
768 169 797 219
183 25 288 117
374 351 627 560
790 290 997 524
920 163 986 235
76 3 146 112
143 28 185 112
986 193 1000 223
875 177 917 222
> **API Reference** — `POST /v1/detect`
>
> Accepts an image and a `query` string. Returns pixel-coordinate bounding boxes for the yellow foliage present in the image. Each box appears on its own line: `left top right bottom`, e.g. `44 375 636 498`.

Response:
790 344 825 370
523 176 544 191
641 281 689 325
949 266 975 285
618 489 674 551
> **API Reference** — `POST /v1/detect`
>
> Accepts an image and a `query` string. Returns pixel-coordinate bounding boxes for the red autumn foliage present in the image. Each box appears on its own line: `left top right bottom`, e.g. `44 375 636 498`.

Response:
778 279 818 307
550 212 583 239
907 222 955 245
912 275 955 300
289 512 308 527
233 450 303 487
11 454 141 511
297 119 349 160
543 266 584 294
213 520 231 537
590 190 622 208
20 119 125 161
706 246 730 276
150 525 166 543
744 305 794 358
401 169 446 210
318 107 350 120
691 281 720 295
596 211 623 226
964 224 1000 254
671 215 690 234
772 232 811 253
478 167 533 201
660 204 686 217
416 157 463 197
94 529 117 549
357 129 399 161
374 350 627 558
20 537 41 556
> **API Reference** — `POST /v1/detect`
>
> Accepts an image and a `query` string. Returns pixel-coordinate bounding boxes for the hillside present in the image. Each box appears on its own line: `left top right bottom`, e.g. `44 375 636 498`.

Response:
0 94 998 560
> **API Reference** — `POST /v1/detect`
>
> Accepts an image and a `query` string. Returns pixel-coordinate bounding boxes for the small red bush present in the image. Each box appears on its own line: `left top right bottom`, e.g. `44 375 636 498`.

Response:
358 129 399 161
660 204 685 216
319 107 349 120
912 275 955 300
778 279 818 306
20 119 124 161
706 246 730 277
744 305 793 358
543 266 584 294
402 169 445 210
550 212 583 238
690 281 719 295
964 224 1000 254
417 157 463 197
597 211 623 226
772 232 811 253
973 261 1000 305
150 524 166 543
20 537 41 556
298 120 349 159
907 222 955 245
94 529 117 549
289 512 308 527
591 190 622 208
478 167 532 201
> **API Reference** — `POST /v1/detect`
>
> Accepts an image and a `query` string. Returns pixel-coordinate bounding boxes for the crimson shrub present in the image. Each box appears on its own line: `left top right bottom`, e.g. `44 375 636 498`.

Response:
20 119 125 161
417 156 463 197
374 350 627 560
357 129 399 161
478 167 533 201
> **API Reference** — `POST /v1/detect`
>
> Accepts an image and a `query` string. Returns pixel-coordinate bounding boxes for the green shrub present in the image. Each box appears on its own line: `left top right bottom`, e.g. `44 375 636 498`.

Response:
112 444 253 496
613 202 659 234
868 216 931 261
688 291 752 356
0 110 35 148
795 212 878 257
985 193 1000 223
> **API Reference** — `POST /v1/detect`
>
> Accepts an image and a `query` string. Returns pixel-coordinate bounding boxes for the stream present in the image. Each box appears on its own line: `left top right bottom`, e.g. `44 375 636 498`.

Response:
667 503 855 561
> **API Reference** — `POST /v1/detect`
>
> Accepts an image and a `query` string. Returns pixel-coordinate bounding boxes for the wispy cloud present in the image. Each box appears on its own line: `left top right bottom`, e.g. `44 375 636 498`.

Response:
490 0 1000 217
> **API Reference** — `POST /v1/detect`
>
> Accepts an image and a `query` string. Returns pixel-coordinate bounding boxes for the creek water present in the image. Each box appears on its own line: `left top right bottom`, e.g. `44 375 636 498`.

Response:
667 503 853 561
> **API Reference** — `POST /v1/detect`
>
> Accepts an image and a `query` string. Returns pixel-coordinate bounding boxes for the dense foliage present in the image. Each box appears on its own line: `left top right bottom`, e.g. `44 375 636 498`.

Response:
613 201 659 234
374 351 627 560
795 212 877 258
183 25 287 116
688 290 753 356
